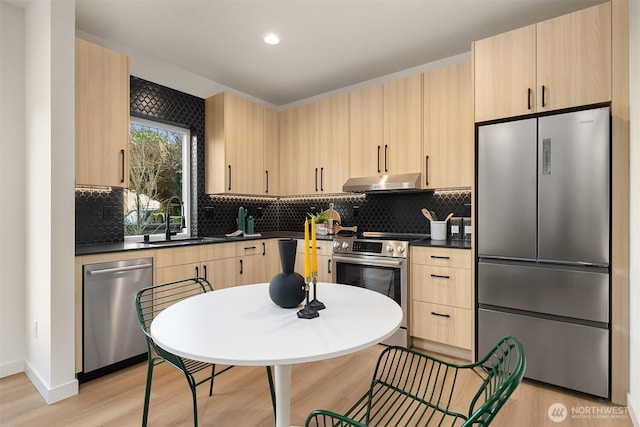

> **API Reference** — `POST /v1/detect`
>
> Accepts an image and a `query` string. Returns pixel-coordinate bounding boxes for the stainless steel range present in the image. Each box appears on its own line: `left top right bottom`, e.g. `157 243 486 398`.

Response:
332 232 428 348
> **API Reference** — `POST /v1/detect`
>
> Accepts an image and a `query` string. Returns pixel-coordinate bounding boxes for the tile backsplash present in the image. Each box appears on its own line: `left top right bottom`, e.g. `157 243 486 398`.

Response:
75 75 471 245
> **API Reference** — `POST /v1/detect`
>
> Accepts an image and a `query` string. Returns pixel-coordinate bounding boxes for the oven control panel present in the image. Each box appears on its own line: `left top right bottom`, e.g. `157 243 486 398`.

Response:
332 237 409 258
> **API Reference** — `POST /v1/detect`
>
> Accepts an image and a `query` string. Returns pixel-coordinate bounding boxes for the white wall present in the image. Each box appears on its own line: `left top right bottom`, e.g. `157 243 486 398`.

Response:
628 0 639 423
0 1 26 378
23 0 77 403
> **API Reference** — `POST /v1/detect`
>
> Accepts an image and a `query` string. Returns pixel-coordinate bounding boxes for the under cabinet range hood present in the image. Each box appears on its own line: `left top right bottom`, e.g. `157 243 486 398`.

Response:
342 172 422 193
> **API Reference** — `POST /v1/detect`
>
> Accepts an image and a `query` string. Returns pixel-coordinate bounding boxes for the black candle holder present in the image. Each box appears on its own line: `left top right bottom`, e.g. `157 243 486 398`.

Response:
308 275 325 310
297 280 319 319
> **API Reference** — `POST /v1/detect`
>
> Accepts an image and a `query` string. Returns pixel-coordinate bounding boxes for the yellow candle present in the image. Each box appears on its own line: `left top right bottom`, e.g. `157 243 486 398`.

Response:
304 219 310 279
312 217 317 273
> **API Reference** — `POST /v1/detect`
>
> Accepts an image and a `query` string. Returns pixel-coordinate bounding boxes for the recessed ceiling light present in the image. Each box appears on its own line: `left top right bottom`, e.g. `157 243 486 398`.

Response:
263 33 281 45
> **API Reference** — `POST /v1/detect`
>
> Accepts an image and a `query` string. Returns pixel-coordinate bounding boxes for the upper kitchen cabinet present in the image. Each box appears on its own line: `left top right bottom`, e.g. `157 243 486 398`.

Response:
349 84 383 178
382 74 423 175
263 107 280 195
317 94 350 193
423 60 473 189
279 102 318 195
536 2 611 113
75 38 130 188
205 92 273 195
349 75 422 178
473 25 536 123
473 2 611 122
280 94 349 195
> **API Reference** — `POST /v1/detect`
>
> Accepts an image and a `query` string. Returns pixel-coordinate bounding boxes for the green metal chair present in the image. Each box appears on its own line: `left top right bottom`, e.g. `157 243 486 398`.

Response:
305 335 525 427
135 277 276 426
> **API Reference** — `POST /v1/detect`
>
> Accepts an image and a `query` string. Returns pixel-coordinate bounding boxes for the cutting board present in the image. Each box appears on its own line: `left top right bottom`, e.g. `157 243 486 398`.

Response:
322 203 341 224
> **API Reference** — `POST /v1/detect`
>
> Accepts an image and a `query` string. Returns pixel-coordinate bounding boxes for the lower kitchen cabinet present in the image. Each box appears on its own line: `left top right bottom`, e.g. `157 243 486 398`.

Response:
236 239 280 285
154 242 237 287
410 246 473 359
295 239 333 282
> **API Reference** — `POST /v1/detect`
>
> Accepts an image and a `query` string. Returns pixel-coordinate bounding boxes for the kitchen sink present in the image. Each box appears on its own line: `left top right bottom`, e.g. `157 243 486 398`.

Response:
144 237 227 246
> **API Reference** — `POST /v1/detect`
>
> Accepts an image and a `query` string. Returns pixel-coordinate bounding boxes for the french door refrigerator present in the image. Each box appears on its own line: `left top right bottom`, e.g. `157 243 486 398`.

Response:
476 106 610 398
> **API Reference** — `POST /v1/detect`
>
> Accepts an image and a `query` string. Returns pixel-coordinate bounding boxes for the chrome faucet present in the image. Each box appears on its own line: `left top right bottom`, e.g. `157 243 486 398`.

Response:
165 196 182 241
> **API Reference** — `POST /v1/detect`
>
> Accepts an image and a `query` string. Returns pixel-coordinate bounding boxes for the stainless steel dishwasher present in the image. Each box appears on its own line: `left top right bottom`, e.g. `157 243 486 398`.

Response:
81 257 153 382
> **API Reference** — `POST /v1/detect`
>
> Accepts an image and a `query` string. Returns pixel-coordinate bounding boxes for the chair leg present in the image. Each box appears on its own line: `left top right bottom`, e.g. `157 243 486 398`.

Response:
142 360 155 427
188 377 199 427
266 366 276 421
209 364 215 397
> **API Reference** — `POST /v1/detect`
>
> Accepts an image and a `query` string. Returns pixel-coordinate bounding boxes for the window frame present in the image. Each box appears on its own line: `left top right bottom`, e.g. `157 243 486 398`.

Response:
125 116 191 242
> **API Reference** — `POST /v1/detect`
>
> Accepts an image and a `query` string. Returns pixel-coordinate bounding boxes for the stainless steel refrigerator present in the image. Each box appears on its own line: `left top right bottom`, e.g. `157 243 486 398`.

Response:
476 106 610 398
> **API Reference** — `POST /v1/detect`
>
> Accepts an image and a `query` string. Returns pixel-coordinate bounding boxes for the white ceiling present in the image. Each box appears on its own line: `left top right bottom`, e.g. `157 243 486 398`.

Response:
75 0 604 106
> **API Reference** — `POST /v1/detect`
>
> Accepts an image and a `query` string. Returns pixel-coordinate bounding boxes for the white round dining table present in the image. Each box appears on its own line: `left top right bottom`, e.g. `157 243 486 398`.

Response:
150 282 402 427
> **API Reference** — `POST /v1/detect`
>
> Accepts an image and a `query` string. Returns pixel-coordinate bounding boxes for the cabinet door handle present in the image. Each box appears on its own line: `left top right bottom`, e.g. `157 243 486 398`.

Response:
320 167 324 192
244 246 257 250
430 274 450 279
377 145 381 173
315 167 318 192
203 265 207 280
430 255 450 260
265 170 269 193
195 266 199 277
328 259 332 274
541 85 546 107
239 259 243 274
120 149 125 183
431 311 451 318
228 165 232 191
262 242 266 256
527 88 532 110
425 155 429 186
384 144 388 173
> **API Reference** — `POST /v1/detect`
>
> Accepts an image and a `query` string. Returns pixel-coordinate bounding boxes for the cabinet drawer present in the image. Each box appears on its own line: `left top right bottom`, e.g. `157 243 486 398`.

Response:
297 239 333 256
411 247 471 269
154 246 202 268
237 240 266 257
201 242 236 261
411 301 471 349
411 264 471 308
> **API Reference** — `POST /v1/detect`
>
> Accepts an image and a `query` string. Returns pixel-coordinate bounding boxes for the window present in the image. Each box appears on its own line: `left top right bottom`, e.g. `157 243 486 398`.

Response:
124 117 191 239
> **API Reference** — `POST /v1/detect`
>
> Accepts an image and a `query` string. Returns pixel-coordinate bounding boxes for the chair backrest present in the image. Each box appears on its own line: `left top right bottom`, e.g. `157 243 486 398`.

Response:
135 277 213 363
464 336 526 426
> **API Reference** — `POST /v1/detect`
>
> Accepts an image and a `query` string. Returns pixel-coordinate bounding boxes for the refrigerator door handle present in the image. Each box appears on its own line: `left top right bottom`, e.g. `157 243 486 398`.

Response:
542 138 551 175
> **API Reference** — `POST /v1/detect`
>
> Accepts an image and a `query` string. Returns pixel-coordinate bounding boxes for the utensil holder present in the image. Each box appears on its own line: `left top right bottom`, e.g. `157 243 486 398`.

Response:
430 221 447 240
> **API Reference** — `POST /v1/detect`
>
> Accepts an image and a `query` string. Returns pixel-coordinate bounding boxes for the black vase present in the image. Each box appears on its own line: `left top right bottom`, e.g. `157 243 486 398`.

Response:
269 239 306 308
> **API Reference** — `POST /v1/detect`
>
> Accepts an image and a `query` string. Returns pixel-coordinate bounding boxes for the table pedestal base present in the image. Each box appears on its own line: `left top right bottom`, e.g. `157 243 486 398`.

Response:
274 364 292 427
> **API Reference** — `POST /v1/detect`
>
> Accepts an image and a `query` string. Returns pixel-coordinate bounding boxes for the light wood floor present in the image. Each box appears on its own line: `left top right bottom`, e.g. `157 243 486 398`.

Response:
0 345 632 426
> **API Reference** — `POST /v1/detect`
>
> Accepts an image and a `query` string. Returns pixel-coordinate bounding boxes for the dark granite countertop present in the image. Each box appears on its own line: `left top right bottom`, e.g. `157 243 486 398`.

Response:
410 238 472 250
75 231 335 256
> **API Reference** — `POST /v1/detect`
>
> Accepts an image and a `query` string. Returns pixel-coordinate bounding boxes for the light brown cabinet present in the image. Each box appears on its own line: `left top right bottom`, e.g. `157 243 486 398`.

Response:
295 239 333 283
263 107 280 195
154 243 237 288
473 2 611 122
205 92 278 195
350 75 422 178
236 239 279 285
279 103 318 195
423 61 473 189
410 247 472 356
349 84 383 178
279 95 349 195
382 75 423 175
75 38 130 187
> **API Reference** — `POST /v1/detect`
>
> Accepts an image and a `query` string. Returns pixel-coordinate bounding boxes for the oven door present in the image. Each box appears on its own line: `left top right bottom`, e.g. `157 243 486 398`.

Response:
332 254 409 347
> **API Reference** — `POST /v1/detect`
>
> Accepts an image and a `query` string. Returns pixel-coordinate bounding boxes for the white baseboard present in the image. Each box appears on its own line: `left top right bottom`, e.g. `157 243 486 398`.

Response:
24 361 78 404
0 359 24 378
629 392 640 427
